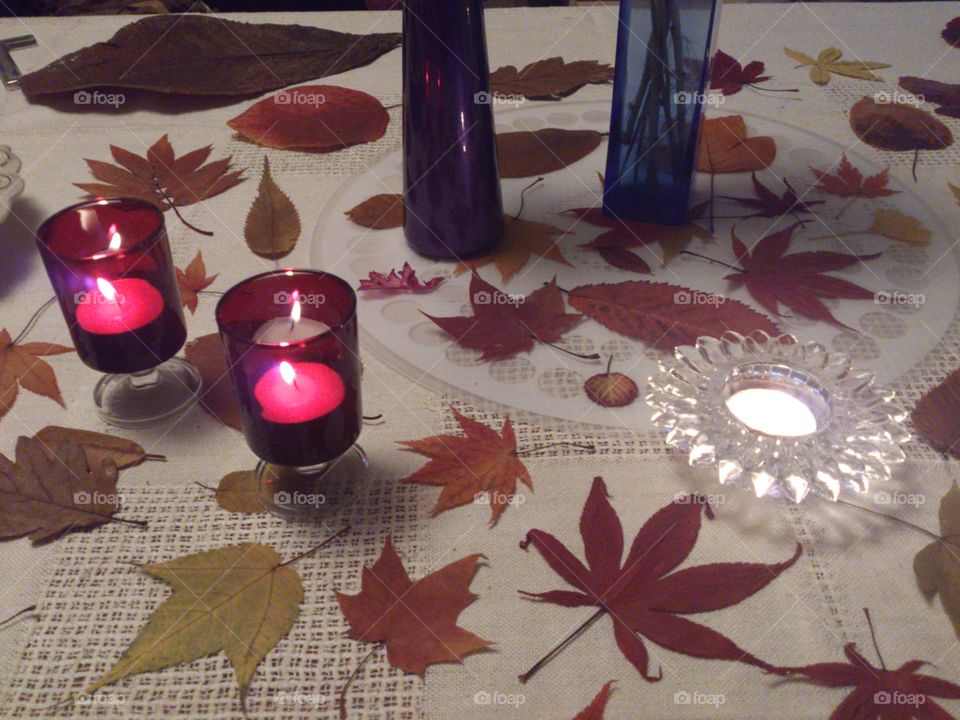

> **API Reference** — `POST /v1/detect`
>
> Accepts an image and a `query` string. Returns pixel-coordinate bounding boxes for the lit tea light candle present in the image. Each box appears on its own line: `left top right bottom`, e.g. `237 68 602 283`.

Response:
75 277 164 335
254 359 346 424
252 291 330 345
725 387 818 437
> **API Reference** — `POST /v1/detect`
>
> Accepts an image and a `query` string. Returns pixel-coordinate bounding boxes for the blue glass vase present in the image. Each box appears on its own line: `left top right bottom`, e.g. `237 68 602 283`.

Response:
603 0 722 225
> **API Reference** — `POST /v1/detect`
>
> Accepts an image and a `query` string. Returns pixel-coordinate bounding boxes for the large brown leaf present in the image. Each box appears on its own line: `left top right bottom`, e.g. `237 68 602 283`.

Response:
336 535 492 676
0 437 120 544
345 193 404 230
34 426 148 470
227 85 389 152
497 129 602 178
400 406 531 524
0 328 73 421
490 57 613 100
183 333 242 431
21 15 401 96
244 157 301 259
914 483 960 637
849 97 953 152
696 115 776 174
75 135 244 210
568 280 780 351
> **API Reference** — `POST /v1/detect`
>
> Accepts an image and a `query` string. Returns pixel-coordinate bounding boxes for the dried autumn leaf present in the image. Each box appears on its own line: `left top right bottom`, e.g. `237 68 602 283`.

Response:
244 157 301 259
336 535 492 675
183 333 242 431
399 406 531 524
227 85 389 152
34 426 147 471
425 273 582 361
899 76 960 119
809 154 898 218
358 262 443 293
215 471 265 515
784 640 960 718
86 543 303 708
569 207 711 267
951 183 960 206
865 208 932 244
944 16 960 48
75 134 244 211
584 364 639 408
21 15 401 96
725 223 880 328
912 368 960 457
490 57 613 100
696 115 776 174
849 97 953 155
520 477 801 680
572 681 615 720
0 437 120 544
914 483 960 637
710 49 770 95
0 329 73 420
784 46 889 85
568 280 780 351
175 250 217 314
497 129 602 178
345 193 404 229
454 216 573 282
715 172 823 221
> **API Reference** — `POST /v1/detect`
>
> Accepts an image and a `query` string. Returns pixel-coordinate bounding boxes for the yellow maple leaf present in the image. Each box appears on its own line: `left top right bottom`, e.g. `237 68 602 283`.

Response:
784 46 890 86
454 216 573 282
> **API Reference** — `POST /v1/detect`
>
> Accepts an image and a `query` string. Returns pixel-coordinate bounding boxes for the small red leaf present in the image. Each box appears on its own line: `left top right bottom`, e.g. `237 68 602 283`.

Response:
357 262 442 293
571 681 616 720
710 49 770 95
227 85 389 152
943 16 960 48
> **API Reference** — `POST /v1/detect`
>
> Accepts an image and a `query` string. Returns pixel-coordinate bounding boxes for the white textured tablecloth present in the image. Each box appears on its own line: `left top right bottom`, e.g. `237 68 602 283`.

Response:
0 4 958 719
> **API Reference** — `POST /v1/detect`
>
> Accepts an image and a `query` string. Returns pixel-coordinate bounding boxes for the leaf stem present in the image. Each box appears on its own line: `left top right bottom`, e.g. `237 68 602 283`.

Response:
515 442 595 457
536 336 601 361
518 607 606 683
677 250 745 273
194 482 216 492
863 607 886 670
515 177 544 220
0 605 36 629
834 498 942 542
339 644 382 720
834 197 858 220
10 297 57 346
279 525 351 567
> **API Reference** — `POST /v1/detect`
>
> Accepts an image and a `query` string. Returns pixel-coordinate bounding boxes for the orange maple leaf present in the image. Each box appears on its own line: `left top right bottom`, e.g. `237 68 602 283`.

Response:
0 329 73 420
175 250 218 314
399 407 531 524
696 115 776 173
335 535 493 675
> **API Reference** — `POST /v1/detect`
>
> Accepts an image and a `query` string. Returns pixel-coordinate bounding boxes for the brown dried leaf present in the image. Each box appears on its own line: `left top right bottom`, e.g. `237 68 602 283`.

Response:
215 471 265 515
865 208 931 244
0 437 120 544
913 482 960 638
183 333 242 431
21 15 401 96
912 368 960 456
696 115 776 174
454 216 573 282
784 46 889 85
0 329 73 421
497 129 602 178
584 368 639 408
244 157 301 259
175 250 217 314
345 193 404 229
34 426 147 470
490 57 613 100
849 97 953 152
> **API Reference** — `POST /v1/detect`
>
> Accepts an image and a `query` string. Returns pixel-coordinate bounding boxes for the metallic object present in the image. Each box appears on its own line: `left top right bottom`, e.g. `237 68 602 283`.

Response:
0 35 36 89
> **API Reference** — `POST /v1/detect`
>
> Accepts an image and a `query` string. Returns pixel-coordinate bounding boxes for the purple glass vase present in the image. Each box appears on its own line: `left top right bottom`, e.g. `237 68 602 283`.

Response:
402 0 503 259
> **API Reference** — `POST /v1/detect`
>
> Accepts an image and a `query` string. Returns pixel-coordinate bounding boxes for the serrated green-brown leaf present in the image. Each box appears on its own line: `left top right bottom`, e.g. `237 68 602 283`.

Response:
913 483 960 637
86 543 303 707
244 157 301 259
0 437 119 544
34 426 146 470
215 471 265 515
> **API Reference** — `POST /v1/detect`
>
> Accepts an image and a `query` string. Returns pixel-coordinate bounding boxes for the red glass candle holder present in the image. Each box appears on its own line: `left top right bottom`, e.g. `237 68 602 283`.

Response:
36 198 201 427
216 269 367 519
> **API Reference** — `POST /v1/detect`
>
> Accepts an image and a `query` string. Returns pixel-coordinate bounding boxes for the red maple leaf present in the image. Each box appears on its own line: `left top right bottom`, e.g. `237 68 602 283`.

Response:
713 173 823 222
724 223 880 328
785 640 960 719
357 262 443 293
810 154 898 218
710 49 770 95
519 477 801 682
425 273 581 361
175 250 217 314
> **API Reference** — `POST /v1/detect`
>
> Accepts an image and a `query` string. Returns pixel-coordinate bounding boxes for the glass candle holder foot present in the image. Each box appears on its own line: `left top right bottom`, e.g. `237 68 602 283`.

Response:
93 356 202 428
255 445 368 520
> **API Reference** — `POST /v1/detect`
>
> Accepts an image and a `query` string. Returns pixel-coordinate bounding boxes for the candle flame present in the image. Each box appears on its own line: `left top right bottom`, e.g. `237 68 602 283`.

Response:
107 223 122 252
279 361 296 385
96 277 118 303
290 290 301 324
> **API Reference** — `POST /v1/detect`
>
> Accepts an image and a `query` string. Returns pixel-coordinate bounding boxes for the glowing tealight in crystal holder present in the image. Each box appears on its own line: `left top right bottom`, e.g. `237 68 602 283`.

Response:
35 198 201 427
645 331 909 502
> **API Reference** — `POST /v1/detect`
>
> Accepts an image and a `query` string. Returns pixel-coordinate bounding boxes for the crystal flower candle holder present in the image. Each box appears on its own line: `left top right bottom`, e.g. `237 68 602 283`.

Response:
645 331 909 502
216 269 366 519
36 198 200 427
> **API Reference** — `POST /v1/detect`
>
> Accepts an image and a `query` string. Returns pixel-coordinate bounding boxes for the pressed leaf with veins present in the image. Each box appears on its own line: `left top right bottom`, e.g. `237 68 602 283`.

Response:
784 47 889 85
